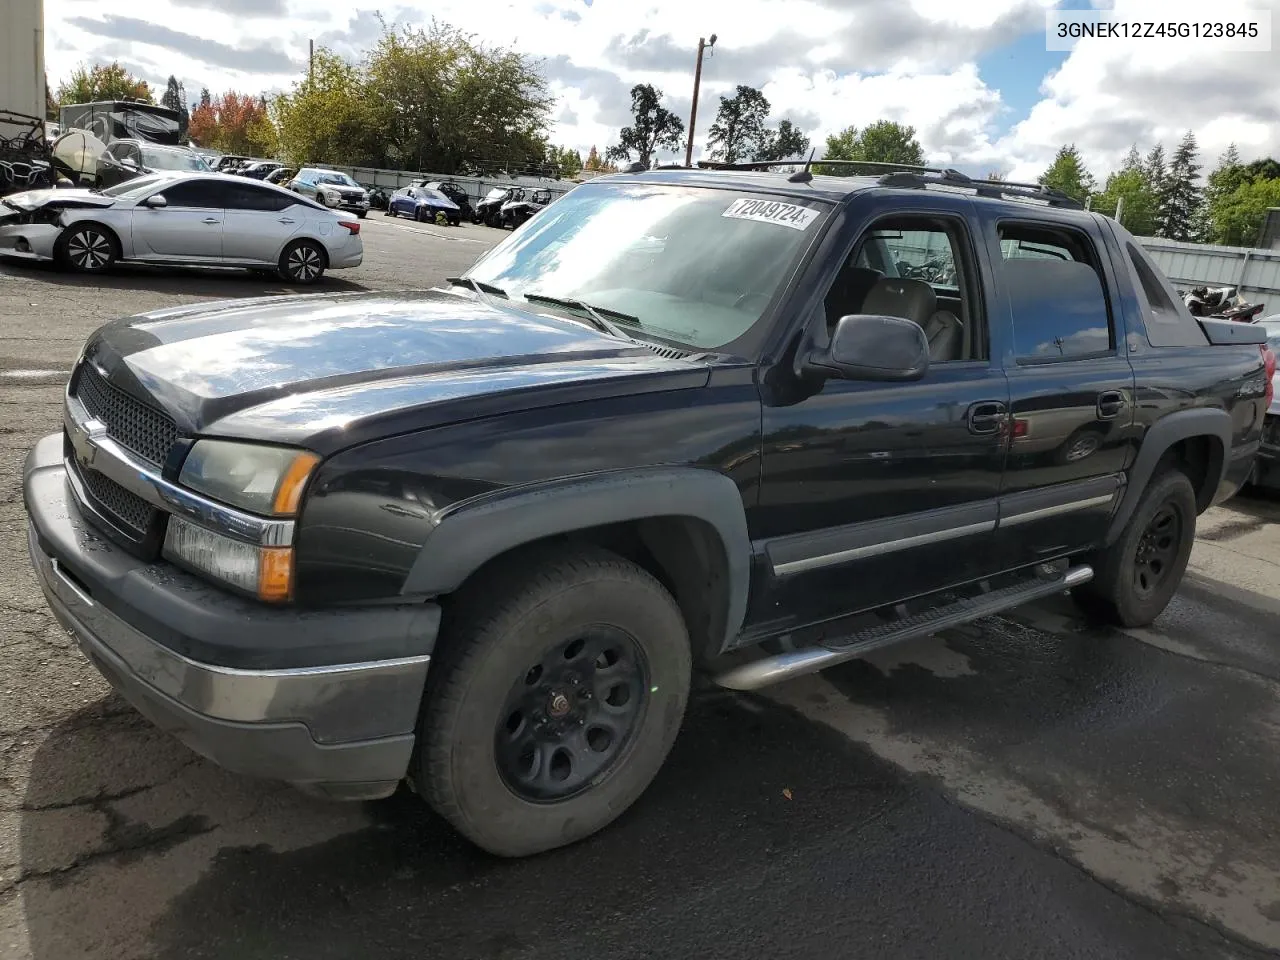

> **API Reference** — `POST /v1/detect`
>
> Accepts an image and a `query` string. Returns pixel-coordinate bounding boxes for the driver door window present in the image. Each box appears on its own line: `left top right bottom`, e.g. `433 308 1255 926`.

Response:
824 216 983 363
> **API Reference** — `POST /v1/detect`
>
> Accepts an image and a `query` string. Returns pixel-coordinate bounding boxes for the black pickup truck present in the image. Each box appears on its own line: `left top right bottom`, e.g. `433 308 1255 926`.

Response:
23 163 1273 858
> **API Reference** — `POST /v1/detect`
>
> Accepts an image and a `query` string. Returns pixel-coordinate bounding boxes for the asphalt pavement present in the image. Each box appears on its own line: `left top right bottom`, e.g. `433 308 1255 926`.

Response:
0 220 1279 959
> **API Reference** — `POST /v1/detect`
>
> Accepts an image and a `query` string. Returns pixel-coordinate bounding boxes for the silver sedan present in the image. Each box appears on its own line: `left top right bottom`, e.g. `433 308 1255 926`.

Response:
0 172 364 283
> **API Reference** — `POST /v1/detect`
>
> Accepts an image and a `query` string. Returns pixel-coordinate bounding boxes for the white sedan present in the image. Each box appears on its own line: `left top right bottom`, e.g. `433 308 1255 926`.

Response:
0 172 363 284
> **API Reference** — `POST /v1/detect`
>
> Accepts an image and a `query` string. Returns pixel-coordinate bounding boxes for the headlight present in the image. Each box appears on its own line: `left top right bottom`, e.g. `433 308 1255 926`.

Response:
164 516 292 601
178 439 319 516
169 440 319 602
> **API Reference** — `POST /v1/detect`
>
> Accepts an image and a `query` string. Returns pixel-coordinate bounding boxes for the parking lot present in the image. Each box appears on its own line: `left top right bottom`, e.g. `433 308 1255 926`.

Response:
1 219 1279 959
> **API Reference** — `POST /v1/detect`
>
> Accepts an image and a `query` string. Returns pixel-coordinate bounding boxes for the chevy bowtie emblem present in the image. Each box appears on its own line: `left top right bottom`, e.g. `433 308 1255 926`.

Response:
81 418 108 465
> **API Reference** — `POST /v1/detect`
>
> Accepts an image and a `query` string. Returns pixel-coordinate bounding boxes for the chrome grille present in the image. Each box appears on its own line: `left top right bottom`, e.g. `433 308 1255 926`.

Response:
73 363 178 467
75 460 153 534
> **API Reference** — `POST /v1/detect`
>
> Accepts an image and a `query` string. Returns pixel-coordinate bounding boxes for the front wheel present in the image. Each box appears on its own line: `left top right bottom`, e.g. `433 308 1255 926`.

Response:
1073 469 1197 627
416 546 691 858
56 224 118 273
278 239 327 284
357 210 368 220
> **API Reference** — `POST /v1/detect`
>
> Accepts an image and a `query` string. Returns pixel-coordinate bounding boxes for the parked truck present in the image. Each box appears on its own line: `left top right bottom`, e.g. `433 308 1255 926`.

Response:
23 161 1273 859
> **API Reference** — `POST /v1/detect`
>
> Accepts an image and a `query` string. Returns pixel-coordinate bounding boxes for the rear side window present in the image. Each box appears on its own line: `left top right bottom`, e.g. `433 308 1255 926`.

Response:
999 222 1114 363
227 183 296 212
1124 241 1208 347
158 180 233 208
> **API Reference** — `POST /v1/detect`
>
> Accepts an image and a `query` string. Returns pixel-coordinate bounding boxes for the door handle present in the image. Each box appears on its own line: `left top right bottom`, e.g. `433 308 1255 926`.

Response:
967 400 1008 435
1097 390 1126 420
278 217 296 224
202 217 221 225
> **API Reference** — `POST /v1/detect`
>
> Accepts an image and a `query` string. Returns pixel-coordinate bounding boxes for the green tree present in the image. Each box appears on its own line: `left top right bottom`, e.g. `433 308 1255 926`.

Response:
1157 130 1202 241
273 49 383 166
54 61 153 106
817 120 923 173
1200 143 1246 242
1209 177 1280 247
606 84 685 169
1093 145 1159 235
363 20 552 173
756 119 811 162
198 87 212 110
1243 157 1280 181
1038 143 1095 202
707 85 771 163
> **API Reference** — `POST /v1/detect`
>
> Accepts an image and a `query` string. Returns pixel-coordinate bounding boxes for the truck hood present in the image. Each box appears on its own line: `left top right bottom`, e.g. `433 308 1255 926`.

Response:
81 290 707 451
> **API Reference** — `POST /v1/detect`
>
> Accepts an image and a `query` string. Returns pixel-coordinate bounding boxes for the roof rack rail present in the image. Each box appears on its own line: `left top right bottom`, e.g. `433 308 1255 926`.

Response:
696 159 956 174
877 168 1084 209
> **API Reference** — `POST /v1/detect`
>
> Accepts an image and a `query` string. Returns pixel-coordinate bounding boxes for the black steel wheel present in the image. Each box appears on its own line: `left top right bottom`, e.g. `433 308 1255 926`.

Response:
1133 502 1181 597
1074 469 1197 627
416 545 691 858
279 240 326 284
494 627 649 803
57 224 117 273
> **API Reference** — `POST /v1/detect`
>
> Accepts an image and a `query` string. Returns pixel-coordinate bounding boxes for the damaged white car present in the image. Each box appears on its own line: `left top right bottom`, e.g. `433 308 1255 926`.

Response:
0 171 364 283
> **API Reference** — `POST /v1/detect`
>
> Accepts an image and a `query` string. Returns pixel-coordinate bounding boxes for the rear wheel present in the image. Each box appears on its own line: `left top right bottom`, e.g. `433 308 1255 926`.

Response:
56 223 118 273
416 546 691 858
1073 470 1197 627
278 239 327 284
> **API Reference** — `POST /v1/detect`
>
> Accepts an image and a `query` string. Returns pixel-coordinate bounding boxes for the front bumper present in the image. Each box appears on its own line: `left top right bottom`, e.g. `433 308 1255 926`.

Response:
24 433 439 800
0 222 59 260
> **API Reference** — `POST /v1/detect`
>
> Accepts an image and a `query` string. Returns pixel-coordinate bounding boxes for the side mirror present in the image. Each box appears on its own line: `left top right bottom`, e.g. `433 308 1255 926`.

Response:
143 194 168 209
804 314 930 382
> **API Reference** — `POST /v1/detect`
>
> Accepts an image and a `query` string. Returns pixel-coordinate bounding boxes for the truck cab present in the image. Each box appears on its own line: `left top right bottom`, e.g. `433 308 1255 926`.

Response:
23 162 1271 860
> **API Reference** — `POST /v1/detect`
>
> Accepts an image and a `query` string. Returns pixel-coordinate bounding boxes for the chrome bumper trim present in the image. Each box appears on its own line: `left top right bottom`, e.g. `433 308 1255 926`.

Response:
64 388 294 547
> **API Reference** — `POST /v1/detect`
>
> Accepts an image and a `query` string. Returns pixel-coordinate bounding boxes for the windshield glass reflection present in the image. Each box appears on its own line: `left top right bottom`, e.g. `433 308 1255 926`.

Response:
466 182 829 349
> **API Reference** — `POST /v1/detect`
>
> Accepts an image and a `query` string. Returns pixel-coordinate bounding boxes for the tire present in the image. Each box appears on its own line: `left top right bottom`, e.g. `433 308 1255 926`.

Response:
357 210 368 220
416 545 692 858
415 207 427 223
55 223 118 274
1073 469 1197 627
385 207 396 218
278 239 327 284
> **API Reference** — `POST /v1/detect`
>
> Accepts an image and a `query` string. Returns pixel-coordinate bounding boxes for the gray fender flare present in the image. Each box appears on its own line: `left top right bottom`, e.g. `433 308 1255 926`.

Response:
401 467 752 649
1106 407 1232 544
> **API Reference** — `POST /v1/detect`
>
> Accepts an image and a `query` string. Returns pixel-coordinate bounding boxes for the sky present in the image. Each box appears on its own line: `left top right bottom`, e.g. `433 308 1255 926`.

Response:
42 0 1280 182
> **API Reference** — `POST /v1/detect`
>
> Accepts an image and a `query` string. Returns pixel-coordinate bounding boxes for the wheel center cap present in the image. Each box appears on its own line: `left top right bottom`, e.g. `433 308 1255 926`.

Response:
548 692 571 718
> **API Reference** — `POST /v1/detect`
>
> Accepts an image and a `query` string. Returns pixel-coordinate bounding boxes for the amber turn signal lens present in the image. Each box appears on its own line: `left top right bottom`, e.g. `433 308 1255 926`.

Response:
258 547 294 603
273 452 321 515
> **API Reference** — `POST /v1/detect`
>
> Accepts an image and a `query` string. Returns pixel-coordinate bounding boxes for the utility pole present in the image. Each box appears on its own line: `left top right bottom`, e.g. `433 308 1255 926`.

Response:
1115 195 1125 225
684 33 716 167
309 39 314 83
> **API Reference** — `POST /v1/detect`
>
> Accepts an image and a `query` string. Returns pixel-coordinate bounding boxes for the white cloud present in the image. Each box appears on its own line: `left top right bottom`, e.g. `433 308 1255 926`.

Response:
42 0 1280 185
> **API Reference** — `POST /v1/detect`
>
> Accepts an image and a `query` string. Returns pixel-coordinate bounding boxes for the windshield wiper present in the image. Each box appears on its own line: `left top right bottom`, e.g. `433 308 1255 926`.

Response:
522 293 638 340
446 276 508 301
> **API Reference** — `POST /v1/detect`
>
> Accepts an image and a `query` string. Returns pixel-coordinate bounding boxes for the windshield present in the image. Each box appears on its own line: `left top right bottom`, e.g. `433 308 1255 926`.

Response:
144 149 209 171
102 175 170 198
465 182 829 349
317 172 358 187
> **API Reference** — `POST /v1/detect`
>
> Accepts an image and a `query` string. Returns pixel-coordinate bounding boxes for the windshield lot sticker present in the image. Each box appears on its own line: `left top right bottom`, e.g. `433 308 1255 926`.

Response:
722 198 819 231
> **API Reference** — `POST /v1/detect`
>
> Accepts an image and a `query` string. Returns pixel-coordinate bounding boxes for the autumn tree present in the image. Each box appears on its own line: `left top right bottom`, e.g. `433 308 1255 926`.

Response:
55 61 153 106
186 91 276 155
606 84 685 169
1038 144 1095 202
